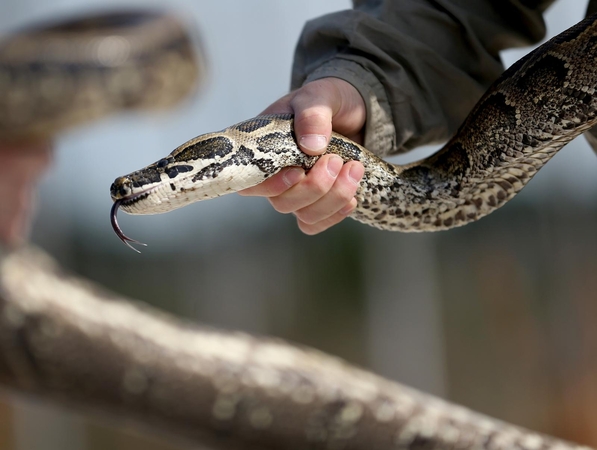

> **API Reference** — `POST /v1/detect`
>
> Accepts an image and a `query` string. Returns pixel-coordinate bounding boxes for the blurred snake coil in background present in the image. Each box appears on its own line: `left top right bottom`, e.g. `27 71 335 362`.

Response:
0 10 203 141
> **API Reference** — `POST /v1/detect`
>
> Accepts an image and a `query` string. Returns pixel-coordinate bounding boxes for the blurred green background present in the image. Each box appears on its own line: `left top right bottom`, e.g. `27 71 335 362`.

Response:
1 0 596 449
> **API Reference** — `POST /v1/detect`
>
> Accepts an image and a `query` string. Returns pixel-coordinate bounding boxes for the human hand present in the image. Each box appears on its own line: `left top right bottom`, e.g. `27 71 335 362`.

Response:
0 142 52 247
239 77 366 235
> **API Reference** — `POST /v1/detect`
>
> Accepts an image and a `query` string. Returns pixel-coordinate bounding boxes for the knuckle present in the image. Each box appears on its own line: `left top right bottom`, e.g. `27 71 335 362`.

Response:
268 198 293 214
297 221 320 236
293 109 330 134
327 177 357 205
306 161 336 191
335 184 357 203
311 181 330 197
294 209 317 225
297 80 325 98
303 176 330 197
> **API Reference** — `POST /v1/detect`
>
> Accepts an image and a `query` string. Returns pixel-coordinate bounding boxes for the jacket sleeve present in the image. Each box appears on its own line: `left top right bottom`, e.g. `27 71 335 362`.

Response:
290 0 555 156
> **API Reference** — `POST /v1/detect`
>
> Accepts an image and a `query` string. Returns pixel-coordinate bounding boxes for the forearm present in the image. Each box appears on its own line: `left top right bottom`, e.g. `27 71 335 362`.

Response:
291 0 555 156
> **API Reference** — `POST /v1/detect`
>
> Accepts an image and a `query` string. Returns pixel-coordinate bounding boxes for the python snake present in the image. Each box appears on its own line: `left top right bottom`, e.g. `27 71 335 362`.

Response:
0 10 200 142
0 8 594 450
111 13 597 251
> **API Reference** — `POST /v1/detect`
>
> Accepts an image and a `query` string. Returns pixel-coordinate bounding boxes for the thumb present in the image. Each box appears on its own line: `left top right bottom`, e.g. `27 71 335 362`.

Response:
258 87 330 156
288 79 345 156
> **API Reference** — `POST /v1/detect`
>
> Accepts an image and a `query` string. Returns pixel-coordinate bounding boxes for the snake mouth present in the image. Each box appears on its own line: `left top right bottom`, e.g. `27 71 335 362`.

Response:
110 188 157 253
119 190 152 207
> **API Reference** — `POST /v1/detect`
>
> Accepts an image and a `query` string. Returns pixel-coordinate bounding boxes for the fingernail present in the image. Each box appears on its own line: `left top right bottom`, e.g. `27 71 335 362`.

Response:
282 167 304 187
348 164 364 185
299 134 328 152
326 156 343 178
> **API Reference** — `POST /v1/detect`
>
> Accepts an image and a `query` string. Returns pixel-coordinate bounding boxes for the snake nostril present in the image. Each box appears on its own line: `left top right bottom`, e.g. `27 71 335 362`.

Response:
110 176 132 199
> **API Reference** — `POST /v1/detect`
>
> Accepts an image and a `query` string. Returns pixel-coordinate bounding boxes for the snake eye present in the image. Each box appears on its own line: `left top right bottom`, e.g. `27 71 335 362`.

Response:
157 158 169 168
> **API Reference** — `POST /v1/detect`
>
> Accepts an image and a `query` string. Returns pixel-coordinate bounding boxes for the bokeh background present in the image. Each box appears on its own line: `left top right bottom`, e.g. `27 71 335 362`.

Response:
1 0 596 449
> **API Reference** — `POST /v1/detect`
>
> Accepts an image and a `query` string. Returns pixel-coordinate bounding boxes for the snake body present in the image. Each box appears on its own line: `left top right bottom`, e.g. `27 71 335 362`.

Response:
0 11 200 142
111 14 597 245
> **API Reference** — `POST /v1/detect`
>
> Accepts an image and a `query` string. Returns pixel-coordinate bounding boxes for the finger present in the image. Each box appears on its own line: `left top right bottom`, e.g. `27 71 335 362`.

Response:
294 161 364 224
268 154 343 214
238 167 304 197
289 82 337 155
297 198 358 235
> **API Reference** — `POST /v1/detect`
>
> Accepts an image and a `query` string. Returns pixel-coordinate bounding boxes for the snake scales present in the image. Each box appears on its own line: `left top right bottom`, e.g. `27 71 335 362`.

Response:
0 8 594 450
111 14 597 250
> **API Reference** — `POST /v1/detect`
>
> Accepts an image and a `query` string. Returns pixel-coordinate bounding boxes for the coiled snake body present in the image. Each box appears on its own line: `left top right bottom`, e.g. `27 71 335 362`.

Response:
111 14 597 249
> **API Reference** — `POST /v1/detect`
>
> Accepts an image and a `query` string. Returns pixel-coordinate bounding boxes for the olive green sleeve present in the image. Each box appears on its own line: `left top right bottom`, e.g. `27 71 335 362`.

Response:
291 0 555 156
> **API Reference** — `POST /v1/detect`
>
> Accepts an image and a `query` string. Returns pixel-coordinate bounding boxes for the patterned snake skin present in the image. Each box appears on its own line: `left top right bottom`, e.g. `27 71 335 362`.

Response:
111 14 597 248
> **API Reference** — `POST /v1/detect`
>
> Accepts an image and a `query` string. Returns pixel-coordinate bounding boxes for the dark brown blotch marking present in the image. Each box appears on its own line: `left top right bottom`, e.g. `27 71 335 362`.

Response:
256 132 300 156
175 136 234 161
522 134 540 147
497 180 513 191
166 164 194 179
254 158 277 174
191 145 255 182
130 168 160 188
476 92 518 129
328 137 362 161
233 117 272 133
516 54 568 92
